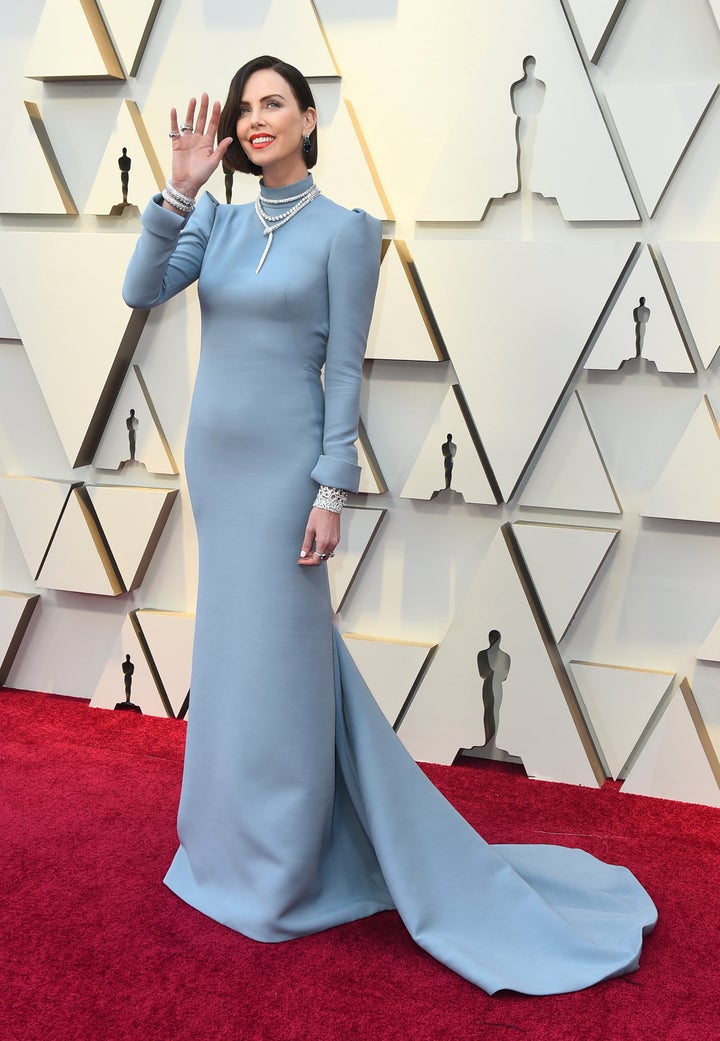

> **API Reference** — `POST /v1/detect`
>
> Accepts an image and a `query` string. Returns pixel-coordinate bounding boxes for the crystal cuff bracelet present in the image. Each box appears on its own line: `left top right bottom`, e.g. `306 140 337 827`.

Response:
312 486 348 514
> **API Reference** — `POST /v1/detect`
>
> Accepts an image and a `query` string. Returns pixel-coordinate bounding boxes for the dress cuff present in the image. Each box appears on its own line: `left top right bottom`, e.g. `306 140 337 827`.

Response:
141 193 191 237
310 455 362 493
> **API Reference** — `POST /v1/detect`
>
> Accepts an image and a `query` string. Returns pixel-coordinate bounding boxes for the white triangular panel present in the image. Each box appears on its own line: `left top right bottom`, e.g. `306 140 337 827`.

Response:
252 0 338 77
0 231 141 468
698 615 720 663
0 107 69 215
0 477 73 578
342 634 435 726
0 591 40 685
356 426 386 495
417 58 515 220
366 242 440 362
314 92 390 217
418 0 636 221
135 609 195 718
37 489 121 595
26 0 123 80
711 0 720 33
0 347 81 477
605 83 717 216
661 242 720 370
587 248 693 373
398 528 599 786
565 0 626 62
0 287 19 339
519 391 621 514
97 0 161 77
94 365 177 475
621 686 720 806
401 386 496 505
413 240 632 500
86 485 177 591
84 101 163 214
127 291 202 458
642 397 720 523
569 661 674 779
90 616 167 715
329 506 385 612
530 65 635 220
513 522 618 642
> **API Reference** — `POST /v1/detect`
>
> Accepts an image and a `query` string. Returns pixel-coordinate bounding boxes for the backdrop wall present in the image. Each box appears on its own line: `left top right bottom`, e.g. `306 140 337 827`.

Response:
2 0 720 806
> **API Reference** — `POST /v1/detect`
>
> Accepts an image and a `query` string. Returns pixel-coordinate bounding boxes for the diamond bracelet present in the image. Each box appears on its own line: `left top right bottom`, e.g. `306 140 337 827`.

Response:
162 180 196 213
312 486 348 514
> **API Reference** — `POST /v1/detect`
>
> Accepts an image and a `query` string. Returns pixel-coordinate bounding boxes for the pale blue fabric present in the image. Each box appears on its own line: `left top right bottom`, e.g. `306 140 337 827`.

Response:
123 176 656 995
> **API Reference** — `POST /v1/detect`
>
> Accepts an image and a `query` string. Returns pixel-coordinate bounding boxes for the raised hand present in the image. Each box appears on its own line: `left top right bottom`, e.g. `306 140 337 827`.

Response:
167 93 233 199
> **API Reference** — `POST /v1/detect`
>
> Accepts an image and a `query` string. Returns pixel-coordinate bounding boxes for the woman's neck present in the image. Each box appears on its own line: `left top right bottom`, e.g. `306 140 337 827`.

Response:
260 157 310 189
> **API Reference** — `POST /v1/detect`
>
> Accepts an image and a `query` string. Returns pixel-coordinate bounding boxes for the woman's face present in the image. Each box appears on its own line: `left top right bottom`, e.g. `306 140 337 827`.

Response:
236 68 316 185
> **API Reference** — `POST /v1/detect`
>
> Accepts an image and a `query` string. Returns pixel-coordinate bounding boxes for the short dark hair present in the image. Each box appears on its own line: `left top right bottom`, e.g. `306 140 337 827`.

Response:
218 55 318 176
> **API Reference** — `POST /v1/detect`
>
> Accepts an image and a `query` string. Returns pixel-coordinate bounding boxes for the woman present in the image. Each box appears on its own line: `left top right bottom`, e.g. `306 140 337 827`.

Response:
123 55 656 995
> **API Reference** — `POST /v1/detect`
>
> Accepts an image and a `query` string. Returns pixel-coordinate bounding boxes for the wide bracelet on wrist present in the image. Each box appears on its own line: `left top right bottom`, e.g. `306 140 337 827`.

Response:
162 180 197 213
313 486 348 514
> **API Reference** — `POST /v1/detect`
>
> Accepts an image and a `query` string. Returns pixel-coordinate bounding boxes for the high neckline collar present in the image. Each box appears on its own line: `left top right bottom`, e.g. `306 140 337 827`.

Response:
258 173 314 200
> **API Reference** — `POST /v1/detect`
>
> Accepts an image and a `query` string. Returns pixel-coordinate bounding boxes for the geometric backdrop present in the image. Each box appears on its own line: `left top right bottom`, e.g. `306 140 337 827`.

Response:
2 0 720 806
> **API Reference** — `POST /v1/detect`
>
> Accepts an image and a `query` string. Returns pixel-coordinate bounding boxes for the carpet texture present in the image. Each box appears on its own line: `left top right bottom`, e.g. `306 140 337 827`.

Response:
2 687 719 1041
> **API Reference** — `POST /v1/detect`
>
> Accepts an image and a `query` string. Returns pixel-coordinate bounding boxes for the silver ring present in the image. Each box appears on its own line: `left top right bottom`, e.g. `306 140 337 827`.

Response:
180 123 193 132
317 552 329 560
168 130 181 138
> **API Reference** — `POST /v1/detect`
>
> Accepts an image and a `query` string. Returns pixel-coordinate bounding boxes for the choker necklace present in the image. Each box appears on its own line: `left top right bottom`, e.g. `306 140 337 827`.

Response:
254 183 321 273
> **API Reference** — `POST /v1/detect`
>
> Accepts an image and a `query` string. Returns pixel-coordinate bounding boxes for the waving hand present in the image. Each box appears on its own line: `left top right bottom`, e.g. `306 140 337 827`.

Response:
167 93 233 201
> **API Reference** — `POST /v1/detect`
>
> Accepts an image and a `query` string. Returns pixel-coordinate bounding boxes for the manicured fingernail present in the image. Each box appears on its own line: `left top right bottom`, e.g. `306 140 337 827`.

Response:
300 551 307 558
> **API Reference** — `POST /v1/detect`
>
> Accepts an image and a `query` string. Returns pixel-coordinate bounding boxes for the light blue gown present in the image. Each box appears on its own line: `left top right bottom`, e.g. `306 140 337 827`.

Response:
122 174 656 995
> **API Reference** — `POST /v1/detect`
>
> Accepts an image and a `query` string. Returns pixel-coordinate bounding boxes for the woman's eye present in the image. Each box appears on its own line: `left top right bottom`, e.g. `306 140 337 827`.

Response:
267 100 280 108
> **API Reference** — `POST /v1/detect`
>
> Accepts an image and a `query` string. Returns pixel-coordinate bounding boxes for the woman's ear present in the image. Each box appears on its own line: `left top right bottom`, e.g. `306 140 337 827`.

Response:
304 107 317 134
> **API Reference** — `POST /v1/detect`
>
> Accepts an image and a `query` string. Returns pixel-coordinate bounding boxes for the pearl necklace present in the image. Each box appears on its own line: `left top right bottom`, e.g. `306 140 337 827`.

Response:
254 184 321 273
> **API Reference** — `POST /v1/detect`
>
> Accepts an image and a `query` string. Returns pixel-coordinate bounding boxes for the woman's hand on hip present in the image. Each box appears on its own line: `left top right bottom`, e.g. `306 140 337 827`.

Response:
168 93 233 197
298 508 340 566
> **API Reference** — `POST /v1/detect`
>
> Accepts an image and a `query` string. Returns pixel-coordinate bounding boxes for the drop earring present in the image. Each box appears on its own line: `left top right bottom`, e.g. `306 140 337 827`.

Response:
303 134 311 153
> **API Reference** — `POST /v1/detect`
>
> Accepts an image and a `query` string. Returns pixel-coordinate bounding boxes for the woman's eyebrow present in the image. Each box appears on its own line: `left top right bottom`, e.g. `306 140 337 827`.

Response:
239 93 286 105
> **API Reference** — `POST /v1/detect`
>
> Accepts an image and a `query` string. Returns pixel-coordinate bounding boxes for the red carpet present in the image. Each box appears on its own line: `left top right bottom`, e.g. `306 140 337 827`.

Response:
2 687 719 1041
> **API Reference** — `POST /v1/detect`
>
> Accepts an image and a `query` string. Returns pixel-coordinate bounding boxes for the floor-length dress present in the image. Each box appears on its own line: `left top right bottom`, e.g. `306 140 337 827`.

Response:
122 174 656 996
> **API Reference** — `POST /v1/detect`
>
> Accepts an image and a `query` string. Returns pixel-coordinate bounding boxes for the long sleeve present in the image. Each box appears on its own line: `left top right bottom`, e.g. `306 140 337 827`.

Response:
122 193 219 309
310 208 382 493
